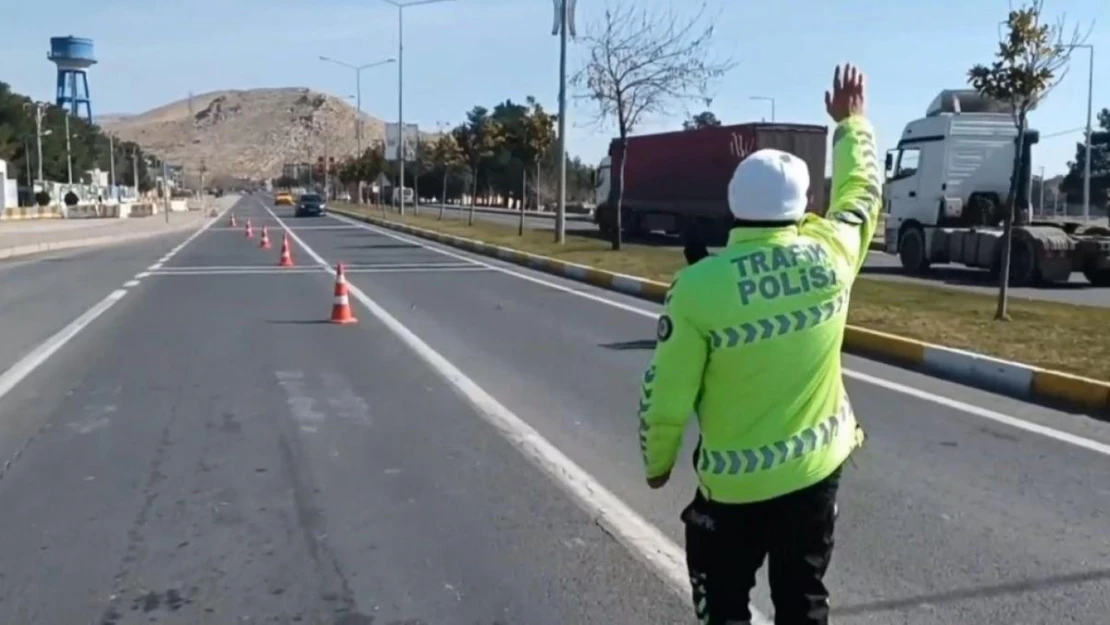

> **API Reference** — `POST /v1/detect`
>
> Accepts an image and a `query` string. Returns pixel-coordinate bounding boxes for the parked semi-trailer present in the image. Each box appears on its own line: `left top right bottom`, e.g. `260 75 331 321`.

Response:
593 123 828 244
883 89 1110 286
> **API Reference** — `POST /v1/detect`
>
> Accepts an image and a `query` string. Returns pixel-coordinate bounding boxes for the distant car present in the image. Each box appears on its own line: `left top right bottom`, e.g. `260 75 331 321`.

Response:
295 193 326 217
275 192 294 206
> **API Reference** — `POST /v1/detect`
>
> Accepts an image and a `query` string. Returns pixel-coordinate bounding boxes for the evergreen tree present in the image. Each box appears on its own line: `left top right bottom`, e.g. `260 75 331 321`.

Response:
1060 108 1110 208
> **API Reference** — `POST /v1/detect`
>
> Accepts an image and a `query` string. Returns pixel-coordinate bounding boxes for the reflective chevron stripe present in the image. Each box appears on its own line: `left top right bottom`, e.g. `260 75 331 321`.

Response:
707 292 847 350
690 570 710 624
698 402 854 476
638 364 656 465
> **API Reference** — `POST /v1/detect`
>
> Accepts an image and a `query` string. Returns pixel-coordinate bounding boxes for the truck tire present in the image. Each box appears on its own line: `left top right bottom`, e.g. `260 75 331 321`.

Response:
1082 266 1110 287
1078 226 1110 286
898 226 930 274
1006 234 1039 286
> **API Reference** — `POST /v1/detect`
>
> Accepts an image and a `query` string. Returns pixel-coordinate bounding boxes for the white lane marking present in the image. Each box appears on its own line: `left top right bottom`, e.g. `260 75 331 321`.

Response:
330 211 1110 456
0 203 230 407
258 199 772 624
149 268 324 276
343 266 491 274
208 224 361 231
135 272 150 278
154 264 322 272
848 369 1110 457
147 263 162 271
0 289 127 401
328 212 657 317
123 280 140 287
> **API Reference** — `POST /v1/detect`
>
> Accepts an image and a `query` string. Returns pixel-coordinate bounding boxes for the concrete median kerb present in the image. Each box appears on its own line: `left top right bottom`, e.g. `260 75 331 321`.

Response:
0 213 211 261
334 207 1110 416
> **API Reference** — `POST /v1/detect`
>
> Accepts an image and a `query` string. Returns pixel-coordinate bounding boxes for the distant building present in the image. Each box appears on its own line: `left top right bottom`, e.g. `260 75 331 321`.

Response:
281 162 311 181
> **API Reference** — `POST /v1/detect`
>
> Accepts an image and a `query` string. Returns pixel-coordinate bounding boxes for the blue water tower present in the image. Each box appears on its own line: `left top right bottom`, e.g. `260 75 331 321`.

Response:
48 36 97 122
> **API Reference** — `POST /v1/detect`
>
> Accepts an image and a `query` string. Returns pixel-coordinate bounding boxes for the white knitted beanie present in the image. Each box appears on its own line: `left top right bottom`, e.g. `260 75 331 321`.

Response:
727 148 810 221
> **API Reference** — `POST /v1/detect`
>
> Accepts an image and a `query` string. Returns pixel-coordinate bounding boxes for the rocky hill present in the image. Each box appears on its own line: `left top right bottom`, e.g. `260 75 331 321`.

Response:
99 88 395 180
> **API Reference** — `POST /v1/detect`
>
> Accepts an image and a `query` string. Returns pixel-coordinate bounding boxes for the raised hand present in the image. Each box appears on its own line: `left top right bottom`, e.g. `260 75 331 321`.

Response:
825 64 866 123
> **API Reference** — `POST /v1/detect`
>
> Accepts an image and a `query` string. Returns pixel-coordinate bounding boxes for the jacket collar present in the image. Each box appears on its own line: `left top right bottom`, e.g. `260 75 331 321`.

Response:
726 224 799 246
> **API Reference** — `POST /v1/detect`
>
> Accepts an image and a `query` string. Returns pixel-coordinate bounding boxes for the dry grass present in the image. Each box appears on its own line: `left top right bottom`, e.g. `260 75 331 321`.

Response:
339 204 1109 380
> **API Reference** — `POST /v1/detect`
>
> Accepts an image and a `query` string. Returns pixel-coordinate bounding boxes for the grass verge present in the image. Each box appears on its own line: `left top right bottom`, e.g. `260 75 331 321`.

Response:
336 203 1109 380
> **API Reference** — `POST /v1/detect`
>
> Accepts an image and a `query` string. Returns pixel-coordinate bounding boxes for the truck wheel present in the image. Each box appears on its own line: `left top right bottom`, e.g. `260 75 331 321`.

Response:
898 227 930 274
1082 266 1110 287
1007 236 1039 286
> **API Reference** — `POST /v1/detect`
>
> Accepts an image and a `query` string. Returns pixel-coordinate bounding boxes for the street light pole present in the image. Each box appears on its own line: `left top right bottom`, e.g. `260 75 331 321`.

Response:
552 0 577 244
64 112 73 185
132 148 139 198
108 133 116 199
383 0 456 216
319 55 396 204
398 5 405 214
750 96 775 123
34 104 45 185
1074 44 1094 222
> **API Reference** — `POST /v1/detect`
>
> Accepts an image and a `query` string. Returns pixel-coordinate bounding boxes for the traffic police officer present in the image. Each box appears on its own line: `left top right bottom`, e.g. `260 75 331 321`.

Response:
638 64 878 625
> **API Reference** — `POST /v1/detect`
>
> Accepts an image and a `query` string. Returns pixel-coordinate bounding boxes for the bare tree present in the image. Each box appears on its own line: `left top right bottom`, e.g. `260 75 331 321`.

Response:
967 0 1086 320
572 1 734 250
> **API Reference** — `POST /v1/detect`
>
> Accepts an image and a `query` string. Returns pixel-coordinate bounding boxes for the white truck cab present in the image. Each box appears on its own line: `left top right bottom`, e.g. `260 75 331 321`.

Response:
880 90 1110 287
883 89 1036 253
594 155 611 209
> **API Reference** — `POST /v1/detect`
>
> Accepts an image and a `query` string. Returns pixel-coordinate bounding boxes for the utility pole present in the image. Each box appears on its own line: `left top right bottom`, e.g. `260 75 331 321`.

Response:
323 115 330 200
34 103 45 186
1038 165 1046 217
397 5 406 214
108 133 117 200
383 0 456 215
132 148 139 199
64 112 73 186
23 138 32 188
188 91 195 198
162 160 170 223
551 0 576 244
750 96 776 123
319 56 395 203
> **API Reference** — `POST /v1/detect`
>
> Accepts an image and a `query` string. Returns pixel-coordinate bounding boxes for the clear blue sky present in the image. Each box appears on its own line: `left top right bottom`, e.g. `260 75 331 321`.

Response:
4 0 1106 177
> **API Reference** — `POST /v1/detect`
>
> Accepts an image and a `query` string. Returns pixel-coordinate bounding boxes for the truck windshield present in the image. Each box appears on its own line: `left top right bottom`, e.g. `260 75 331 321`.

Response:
888 148 919 181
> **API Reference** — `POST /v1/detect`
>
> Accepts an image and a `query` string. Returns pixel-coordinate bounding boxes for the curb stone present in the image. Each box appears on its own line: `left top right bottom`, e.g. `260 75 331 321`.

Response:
334 208 1110 416
0 217 208 261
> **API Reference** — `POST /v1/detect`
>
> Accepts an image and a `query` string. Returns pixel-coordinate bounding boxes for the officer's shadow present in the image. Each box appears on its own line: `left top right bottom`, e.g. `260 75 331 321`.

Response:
833 567 1110 617
600 339 657 350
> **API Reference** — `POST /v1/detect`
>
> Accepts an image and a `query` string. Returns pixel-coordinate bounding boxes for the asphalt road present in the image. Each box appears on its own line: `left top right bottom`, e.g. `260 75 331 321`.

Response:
0 194 1108 624
423 203 1110 306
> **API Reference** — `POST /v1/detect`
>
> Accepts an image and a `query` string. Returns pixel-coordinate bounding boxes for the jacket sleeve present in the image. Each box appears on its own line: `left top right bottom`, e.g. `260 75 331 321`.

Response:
806 115 883 276
638 277 707 479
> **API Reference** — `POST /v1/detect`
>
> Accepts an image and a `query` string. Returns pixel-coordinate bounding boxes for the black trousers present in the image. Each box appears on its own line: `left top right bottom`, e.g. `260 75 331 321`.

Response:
682 466 842 625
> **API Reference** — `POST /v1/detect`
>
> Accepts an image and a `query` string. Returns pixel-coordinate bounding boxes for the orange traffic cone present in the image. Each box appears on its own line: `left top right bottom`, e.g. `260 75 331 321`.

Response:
278 233 295 267
259 226 272 249
329 264 357 324
244 219 253 238
230 214 237 227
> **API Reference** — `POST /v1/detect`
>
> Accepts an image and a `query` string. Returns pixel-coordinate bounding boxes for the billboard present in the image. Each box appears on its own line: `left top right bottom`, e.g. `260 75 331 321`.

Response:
384 123 420 161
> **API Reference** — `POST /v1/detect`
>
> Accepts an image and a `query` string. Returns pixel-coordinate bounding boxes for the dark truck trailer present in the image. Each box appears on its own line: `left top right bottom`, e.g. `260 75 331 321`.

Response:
593 122 828 244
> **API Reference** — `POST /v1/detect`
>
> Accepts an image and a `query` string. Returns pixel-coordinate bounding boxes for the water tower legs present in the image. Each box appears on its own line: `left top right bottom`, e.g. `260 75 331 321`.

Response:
55 69 92 122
